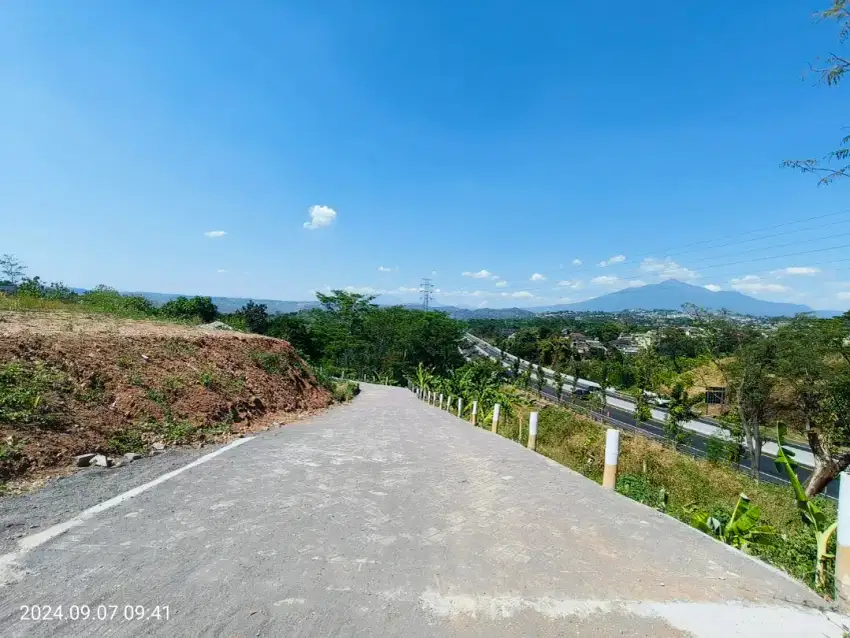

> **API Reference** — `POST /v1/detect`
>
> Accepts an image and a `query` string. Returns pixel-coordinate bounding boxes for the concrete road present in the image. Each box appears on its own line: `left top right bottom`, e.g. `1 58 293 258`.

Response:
0 385 846 637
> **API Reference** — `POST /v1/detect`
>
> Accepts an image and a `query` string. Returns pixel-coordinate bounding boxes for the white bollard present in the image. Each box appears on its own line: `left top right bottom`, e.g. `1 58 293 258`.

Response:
836 471 850 610
602 429 620 489
439 394 444 410
528 412 539 451
457 397 463 417
491 403 500 433
472 400 478 425
446 395 451 411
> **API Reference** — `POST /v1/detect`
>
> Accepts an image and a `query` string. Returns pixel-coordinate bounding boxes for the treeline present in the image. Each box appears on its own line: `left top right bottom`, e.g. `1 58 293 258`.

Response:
1 262 464 387
474 307 850 497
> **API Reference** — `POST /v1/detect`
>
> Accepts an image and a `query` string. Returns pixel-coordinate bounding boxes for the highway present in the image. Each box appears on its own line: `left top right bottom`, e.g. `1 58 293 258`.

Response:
464 334 839 499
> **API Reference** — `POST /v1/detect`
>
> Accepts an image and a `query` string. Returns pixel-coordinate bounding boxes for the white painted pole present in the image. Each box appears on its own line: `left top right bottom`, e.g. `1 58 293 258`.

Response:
528 412 539 451
446 395 451 411
472 401 478 425
491 403 500 433
836 471 850 610
439 393 444 409
457 397 463 417
602 429 620 489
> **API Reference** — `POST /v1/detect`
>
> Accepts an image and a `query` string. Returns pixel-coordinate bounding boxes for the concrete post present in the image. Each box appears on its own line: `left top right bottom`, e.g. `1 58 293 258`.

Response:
602 429 620 489
439 394 444 410
836 471 850 610
491 404 500 433
447 395 451 411
457 397 463 417
471 401 478 425
528 412 539 451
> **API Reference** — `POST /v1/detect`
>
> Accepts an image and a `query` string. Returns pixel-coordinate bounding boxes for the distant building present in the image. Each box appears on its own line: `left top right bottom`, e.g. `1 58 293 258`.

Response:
0 284 17 295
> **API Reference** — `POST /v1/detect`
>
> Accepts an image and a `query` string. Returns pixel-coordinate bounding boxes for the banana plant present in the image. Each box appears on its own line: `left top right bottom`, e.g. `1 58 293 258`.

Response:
774 424 837 590
692 493 777 551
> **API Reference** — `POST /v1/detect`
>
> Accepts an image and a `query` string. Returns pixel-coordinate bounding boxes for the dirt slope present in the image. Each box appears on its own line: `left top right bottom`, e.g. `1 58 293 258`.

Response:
0 312 332 483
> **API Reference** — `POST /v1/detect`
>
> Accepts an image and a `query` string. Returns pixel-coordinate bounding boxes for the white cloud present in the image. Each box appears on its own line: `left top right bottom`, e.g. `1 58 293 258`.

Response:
495 280 508 288
216 268 227 273
530 273 546 281
591 275 619 285
640 257 699 281
462 269 498 279
598 255 626 267
704 284 722 292
838 292 850 300
557 279 583 289
377 265 398 273
729 275 790 294
572 259 583 266
397 286 419 293
204 230 227 238
343 285 381 294
303 204 337 230
772 266 821 276
511 291 534 298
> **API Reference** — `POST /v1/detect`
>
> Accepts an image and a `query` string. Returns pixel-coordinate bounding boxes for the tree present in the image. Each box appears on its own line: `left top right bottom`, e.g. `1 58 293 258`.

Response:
553 367 565 401
160 296 218 322
664 382 699 450
534 364 545 396
15 276 42 297
783 1 849 184
690 307 774 481
0 254 26 285
776 314 850 496
511 356 521 380
239 300 269 334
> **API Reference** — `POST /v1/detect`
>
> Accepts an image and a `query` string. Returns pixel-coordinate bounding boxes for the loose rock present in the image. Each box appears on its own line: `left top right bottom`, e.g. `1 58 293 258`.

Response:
90 454 109 467
152 442 166 451
74 454 97 467
124 452 142 461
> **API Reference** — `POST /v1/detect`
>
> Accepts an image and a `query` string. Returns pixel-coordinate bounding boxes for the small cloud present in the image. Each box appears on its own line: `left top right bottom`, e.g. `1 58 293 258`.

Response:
397 286 419 293
640 257 699 281
530 273 546 281
592 275 620 285
495 281 508 288
462 269 498 279
216 268 227 273
838 292 850 300
431 270 437 276
377 265 398 273
511 291 534 298
598 255 626 267
704 284 722 292
729 275 790 294
772 266 821 276
204 230 227 238
571 258 583 266
557 280 583 290
303 204 337 230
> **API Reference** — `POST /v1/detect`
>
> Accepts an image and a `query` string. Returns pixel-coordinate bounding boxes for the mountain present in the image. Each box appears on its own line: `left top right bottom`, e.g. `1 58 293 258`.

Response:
133 292 320 314
534 280 834 317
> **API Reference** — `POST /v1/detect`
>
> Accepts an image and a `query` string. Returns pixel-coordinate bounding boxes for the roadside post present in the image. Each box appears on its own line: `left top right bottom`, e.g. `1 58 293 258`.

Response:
457 397 463 417
439 394 444 409
447 395 452 411
602 429 620 489
491 403 500 433
528 412 538 451
836 471 850 610
471 401 478 425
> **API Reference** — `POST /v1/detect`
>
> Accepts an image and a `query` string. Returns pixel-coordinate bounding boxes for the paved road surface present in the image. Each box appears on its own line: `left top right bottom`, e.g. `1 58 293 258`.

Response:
0 385 846 636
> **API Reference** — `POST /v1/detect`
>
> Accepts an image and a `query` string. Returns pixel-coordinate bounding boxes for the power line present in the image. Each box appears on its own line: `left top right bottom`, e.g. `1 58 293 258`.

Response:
420 278 434 310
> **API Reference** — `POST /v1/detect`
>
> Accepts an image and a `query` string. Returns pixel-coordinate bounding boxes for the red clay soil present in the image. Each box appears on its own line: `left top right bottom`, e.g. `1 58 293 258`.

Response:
0 313 332 482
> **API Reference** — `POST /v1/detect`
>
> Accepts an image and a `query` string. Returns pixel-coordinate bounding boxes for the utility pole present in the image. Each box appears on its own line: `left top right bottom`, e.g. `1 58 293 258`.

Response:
420 278 434 310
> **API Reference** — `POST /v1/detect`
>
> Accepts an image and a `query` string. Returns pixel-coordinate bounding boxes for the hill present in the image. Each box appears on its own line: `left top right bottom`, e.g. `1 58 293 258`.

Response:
0 312 334 483
535 280 836 317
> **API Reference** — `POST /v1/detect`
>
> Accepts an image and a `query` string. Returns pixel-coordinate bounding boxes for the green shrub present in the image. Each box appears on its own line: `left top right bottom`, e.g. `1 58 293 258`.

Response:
107 429 146 455
0 361 70 426
159 296 217 322
616 474 668 510
251 350 286 374
332 381 360 402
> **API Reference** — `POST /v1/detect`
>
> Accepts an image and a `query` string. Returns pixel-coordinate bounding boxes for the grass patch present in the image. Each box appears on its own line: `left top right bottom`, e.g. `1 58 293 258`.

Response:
250 350 287 375
0 436 27 480
0 361 70 426
107 428 146 455
332 380 360 402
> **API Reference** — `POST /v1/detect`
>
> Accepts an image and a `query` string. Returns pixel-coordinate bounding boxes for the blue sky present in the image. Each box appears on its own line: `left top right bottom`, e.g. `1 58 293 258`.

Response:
1 1 848 310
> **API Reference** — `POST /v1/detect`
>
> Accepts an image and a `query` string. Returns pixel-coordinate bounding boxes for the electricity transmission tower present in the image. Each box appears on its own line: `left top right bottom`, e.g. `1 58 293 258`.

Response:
420 278 434 310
